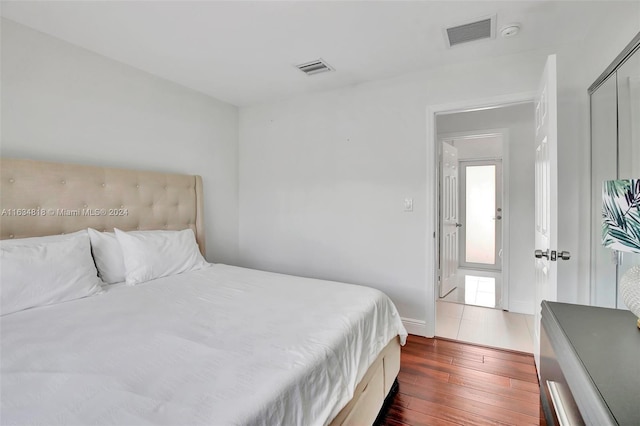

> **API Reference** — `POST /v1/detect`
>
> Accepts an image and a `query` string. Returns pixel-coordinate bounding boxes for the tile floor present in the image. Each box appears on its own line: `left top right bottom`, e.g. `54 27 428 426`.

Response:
436 300 535 353
440 268 502 309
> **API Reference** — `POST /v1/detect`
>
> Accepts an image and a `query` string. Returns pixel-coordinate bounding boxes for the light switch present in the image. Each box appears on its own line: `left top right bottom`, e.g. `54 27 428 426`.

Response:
404 198 413 212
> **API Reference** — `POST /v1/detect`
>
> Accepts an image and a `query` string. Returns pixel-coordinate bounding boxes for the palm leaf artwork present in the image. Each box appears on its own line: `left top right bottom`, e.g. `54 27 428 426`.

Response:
602 179 640 253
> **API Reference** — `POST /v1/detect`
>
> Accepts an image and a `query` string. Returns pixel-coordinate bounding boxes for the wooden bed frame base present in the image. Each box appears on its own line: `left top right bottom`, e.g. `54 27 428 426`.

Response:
329 336 401 426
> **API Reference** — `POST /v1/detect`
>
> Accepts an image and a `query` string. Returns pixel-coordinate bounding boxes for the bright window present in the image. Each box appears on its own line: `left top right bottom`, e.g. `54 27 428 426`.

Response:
465 165 496 264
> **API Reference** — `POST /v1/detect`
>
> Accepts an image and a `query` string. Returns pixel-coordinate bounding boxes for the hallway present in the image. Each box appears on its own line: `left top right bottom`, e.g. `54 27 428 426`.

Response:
440 268 502 309
436 300 534 353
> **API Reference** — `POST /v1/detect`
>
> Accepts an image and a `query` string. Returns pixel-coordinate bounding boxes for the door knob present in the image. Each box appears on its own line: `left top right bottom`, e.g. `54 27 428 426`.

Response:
455 223 462 227
535 249 570 261
495 215 502 220
535 249 549 259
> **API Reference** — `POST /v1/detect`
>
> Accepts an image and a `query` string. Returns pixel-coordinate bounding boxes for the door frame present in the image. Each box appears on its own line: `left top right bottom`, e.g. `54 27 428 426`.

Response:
424 92 535 338
439 130 509 274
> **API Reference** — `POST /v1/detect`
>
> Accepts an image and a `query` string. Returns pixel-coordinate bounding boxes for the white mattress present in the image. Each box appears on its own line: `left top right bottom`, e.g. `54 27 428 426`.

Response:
1 264 407 426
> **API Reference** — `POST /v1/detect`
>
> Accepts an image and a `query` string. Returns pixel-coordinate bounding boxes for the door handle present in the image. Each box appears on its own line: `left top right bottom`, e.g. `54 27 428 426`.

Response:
535 249 570 261
558 251 571 260
455 223 462 227
535 249 549 259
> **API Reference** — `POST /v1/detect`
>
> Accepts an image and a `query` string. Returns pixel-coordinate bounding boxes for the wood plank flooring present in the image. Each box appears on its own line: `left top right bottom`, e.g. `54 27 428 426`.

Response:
377 335 546 426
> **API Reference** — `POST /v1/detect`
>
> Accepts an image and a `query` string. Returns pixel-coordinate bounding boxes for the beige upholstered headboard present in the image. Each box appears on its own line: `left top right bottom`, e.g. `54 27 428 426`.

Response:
0 158 206 256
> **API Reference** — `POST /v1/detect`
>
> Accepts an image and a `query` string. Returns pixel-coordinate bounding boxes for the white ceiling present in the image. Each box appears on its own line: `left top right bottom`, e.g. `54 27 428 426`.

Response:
1 1 620 106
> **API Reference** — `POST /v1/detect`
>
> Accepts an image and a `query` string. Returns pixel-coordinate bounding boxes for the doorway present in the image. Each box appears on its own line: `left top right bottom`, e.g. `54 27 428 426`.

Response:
437 131 506 310
424 55 557 356
432 101 538 352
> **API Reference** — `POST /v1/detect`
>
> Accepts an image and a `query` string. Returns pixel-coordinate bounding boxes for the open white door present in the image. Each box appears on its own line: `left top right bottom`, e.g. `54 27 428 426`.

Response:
440 141 460 297
533 55 566 369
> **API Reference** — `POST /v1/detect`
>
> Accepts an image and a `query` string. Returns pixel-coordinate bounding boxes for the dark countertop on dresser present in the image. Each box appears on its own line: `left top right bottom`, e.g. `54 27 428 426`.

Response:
546 302 640 425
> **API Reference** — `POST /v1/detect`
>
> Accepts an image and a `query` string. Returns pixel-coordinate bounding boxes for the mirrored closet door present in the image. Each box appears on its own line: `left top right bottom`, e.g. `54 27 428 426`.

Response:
590 33 640 308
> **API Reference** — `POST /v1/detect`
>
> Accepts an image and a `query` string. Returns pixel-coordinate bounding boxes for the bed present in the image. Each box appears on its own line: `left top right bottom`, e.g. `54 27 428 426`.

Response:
0 158 407 426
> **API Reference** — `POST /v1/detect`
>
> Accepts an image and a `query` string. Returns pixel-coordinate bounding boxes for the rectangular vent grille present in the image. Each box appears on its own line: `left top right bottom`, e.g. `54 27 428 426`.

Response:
445 16 495 47
296 59 333 75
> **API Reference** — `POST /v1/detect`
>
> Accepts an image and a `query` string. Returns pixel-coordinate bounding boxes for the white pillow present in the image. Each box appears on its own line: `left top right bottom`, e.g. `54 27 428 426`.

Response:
114 228 208 285
1 232 103 316
87 228 126 284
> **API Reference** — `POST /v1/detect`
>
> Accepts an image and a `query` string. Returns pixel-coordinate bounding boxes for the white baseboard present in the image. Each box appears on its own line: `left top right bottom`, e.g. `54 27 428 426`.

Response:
401 317 429 337
508 300 534 315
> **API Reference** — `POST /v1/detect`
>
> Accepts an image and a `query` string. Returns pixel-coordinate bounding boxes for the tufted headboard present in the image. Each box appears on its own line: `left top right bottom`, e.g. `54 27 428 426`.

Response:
0 158 206 256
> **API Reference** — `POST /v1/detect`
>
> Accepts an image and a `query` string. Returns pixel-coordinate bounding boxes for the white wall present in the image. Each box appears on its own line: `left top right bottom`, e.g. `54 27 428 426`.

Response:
239 3 639 331
239 49 549 329
1 19 239 264
446 134 503 161
437 104 536 314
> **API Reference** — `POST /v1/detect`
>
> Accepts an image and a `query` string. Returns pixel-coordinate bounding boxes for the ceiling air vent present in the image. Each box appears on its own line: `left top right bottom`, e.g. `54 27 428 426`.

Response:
296 59 334 76
444 15 496 48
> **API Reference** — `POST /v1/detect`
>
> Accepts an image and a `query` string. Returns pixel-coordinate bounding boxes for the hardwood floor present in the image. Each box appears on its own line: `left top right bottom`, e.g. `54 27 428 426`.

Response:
378 335 546 426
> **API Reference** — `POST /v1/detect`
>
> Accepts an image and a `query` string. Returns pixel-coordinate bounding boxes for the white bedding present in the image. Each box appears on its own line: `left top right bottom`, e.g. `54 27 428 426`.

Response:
1 264 407 426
